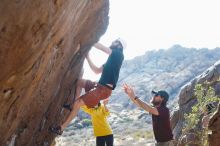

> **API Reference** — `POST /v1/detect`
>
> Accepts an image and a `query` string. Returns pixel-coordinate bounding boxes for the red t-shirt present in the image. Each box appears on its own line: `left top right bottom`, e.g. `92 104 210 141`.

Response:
152 106 173 142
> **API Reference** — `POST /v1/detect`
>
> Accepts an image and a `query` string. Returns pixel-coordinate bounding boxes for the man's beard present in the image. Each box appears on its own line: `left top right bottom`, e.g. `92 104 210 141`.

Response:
151 100 161 106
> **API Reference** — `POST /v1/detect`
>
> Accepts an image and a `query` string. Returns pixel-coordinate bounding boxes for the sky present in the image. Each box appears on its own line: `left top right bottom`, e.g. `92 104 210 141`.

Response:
83 0 220 80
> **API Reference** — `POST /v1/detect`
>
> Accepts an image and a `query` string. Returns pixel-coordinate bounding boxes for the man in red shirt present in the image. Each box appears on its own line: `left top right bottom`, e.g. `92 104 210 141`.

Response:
123 84 174 146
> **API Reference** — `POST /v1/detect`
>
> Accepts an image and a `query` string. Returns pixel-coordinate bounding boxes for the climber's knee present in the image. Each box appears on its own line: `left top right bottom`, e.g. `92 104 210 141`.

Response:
84 80 96 92
77 79 86 88
79 68 84 77
74 98 85 107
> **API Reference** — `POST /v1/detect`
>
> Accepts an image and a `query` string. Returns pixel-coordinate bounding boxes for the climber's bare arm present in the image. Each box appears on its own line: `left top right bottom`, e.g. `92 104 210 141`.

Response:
86 54 103 74
94 43 112 55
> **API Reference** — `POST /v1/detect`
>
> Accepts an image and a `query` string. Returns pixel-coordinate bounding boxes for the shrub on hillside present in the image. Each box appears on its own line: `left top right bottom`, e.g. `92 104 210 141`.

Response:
180 83 220 146
81 119 92 127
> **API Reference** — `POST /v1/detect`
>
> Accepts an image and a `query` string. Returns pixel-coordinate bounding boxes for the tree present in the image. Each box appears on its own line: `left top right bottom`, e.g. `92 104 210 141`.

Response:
181 84 220 146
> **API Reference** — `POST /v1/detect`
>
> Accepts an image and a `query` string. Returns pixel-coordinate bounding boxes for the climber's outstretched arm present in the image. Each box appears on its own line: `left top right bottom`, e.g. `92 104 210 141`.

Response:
93 43 112 55
86 54 103 74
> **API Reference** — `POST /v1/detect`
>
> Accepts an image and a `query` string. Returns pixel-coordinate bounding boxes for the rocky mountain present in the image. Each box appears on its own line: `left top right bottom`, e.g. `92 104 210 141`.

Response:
110 45 220 110
0 0 109 145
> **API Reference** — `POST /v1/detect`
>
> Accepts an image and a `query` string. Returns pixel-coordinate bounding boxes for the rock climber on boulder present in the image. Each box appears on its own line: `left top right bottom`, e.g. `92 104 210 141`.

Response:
49 38 126 135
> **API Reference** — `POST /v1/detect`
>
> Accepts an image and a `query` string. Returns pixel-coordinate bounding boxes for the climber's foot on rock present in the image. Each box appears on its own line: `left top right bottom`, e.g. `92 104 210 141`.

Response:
49 126 63 135
63 103 72 111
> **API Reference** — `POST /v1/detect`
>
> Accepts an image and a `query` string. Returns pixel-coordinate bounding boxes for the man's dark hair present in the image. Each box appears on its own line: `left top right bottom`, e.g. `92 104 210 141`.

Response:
152 90 169 106
110 45 123 51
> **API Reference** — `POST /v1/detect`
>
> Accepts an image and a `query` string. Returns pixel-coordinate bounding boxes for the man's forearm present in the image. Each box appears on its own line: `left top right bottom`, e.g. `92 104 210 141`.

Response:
129 95 158 115
94 43 112 55
129 95 140 107
135 98 153 113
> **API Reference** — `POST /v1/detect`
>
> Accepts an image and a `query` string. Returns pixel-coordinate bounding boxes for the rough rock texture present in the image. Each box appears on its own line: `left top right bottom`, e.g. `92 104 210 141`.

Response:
209 103 220 146
0 0 109 145
171 60 220 145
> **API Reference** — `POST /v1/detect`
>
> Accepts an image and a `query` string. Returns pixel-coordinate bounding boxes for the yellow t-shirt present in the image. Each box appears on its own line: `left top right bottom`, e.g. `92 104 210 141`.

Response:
81 105 113 137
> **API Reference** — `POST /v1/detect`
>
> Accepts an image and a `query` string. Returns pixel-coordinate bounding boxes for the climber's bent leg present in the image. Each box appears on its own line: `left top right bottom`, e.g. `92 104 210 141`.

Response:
61 98 85 130
49 99 83 135
75 79 86 100
75 68 85 100
63 79 95 111
74 79 97 101
49 84 112 134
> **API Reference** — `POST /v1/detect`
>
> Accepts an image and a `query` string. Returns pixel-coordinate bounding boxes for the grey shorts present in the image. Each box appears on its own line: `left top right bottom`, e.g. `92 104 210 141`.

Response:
155 140 175 146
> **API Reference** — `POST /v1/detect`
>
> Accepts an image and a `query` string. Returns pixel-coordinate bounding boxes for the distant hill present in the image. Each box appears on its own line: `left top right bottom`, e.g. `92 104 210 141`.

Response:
110 45 220 109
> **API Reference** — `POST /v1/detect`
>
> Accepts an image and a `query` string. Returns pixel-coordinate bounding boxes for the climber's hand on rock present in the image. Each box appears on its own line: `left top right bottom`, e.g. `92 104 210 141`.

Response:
93 43 112 55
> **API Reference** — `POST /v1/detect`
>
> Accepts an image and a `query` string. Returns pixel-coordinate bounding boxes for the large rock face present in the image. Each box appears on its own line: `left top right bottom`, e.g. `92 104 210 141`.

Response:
171 60 220 145
0 0 109 145
209 104 220 146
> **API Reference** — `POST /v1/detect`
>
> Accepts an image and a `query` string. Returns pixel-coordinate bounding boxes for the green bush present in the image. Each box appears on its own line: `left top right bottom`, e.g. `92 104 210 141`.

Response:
81 119 92 127
182 83 220 146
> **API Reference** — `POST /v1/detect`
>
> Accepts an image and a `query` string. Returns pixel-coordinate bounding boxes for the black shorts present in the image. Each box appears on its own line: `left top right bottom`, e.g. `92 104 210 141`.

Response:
96 134 114 146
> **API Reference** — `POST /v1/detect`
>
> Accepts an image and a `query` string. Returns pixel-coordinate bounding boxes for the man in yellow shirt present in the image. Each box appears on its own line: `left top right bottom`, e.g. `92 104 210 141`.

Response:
81 98 113 146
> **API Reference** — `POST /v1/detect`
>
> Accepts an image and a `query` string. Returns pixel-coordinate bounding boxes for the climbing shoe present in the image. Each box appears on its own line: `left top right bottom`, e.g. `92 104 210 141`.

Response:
63 103 72 111
49 126 63 135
